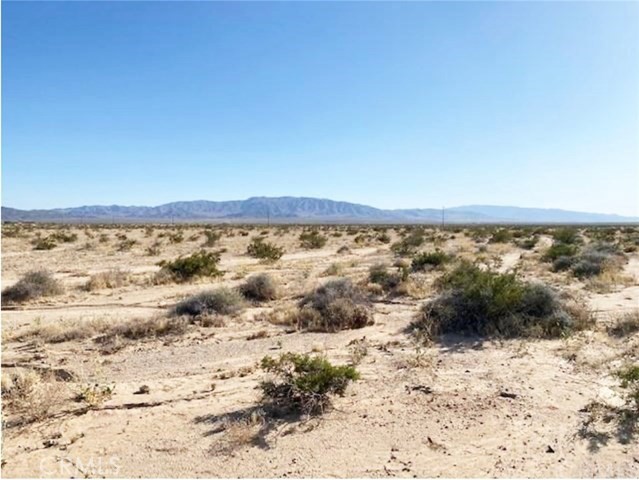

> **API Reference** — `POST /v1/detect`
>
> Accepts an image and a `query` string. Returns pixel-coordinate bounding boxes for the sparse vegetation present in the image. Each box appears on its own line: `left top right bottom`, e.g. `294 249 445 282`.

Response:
294 279 372 332
240 274 279 302
2 270 63 304
246 238 284 261
299 230 328 249
411 262 592 340
173 288 245 317
157 250 223 282
85 269 131 291
260 353 359 415
411 250 451 271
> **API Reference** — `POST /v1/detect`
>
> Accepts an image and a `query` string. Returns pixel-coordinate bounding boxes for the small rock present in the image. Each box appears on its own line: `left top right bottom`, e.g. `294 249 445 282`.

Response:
546 446 555 453
134 385 150 395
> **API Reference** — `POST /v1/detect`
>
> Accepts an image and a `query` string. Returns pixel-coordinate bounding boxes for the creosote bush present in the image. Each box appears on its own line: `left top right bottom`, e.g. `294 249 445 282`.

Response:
157 250 223 282
240 274 279 302
299 230 328 249
246 238 284 261
391 230 425 256
173 288 245 318
32 236 57 250
2 270 63 304
368 263 406 292
260 353 359 415
295 279 372 332
411 250 452 271
411 262 591 340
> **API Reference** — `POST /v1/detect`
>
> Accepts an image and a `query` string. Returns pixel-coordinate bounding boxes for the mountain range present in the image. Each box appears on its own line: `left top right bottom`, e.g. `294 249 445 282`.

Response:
2 197 637 224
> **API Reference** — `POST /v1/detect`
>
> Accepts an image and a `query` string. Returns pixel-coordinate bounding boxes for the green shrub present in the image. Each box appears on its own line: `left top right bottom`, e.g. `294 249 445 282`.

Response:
295 279 372 332
246 238 284 261
552 228 581 245
411 250 451 271
617 365 639 411
391 230 425 256
552 256 574 272
411 262 590 340
543 242 578 262
488 229 512 243
516 236 539 250
299 231 327 249
2 270 63 304
260 353 359 415
240 274 279 302
173 288 245 317
570 243 623 279
158 250 223 282
368 264 403 291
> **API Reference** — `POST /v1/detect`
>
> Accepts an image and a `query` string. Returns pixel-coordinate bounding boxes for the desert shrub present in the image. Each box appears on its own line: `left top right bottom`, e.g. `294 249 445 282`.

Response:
260 353 359 415
571 243 624 279
173 288 245 317
489 229 512 243
85 269 130 291
240 274 279 302
608 311 639 337
76 383 115 408
516 236 539 250
337 245 351 255
157 250 223 282
203 230 221 247
2 270 63 304
543 242 579 262
98 233 110 244
391 230 425 256
617 365 639 411
411 262 589 340
2 369 64 424
552 256 575 272
552 228 581 245
377 232 391 244
295 279 372 332
246 238 284 261
411 250 451 271
146 241 162 256
299 230 327 249
97 316 189 345
368 264 403 292
322 263 343 277
50 231 78 243
32 236 57 250
117 238 137 251
168 231 184 244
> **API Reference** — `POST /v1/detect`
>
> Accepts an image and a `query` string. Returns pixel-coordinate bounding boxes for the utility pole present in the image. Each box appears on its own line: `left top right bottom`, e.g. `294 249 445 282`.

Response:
266 205 270 227
441 206 445 230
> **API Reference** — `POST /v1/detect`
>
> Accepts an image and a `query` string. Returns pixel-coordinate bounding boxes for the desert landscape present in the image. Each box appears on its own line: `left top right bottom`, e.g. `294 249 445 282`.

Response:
1 222 638 477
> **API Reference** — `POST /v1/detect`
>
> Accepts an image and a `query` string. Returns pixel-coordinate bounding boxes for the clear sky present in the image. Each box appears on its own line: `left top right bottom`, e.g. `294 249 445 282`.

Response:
3 1 638 216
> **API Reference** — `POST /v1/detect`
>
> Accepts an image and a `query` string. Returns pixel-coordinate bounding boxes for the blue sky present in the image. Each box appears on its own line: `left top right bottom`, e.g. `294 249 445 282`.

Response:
3 1 638 216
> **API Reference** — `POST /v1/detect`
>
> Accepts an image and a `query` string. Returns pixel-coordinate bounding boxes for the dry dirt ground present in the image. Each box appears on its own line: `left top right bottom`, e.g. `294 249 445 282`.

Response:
1 224 638 478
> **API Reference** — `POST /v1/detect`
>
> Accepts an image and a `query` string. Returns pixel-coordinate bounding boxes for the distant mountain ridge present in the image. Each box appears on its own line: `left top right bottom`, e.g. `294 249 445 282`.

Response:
2 197 637 224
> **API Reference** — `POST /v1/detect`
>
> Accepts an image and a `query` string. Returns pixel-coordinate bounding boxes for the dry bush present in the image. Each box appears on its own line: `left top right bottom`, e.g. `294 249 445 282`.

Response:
256 307 298 327
294 279 373 332
212 410 266 455
321 263 343 277
299 230 328 249
9 318 111 344
608 310 639 338
84 269 131 291
2 369 66 424
240 274 279 302
173 288 246 317
96 316 189 346
2 270 63 304
246 238 284 261
337 245 351 255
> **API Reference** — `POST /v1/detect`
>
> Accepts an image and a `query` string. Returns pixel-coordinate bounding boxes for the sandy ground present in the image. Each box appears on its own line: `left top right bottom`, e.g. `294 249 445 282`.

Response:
1 225 638 478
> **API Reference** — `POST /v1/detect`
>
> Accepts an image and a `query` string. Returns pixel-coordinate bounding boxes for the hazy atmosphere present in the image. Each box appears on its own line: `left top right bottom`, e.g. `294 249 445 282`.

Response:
3 1 638 215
